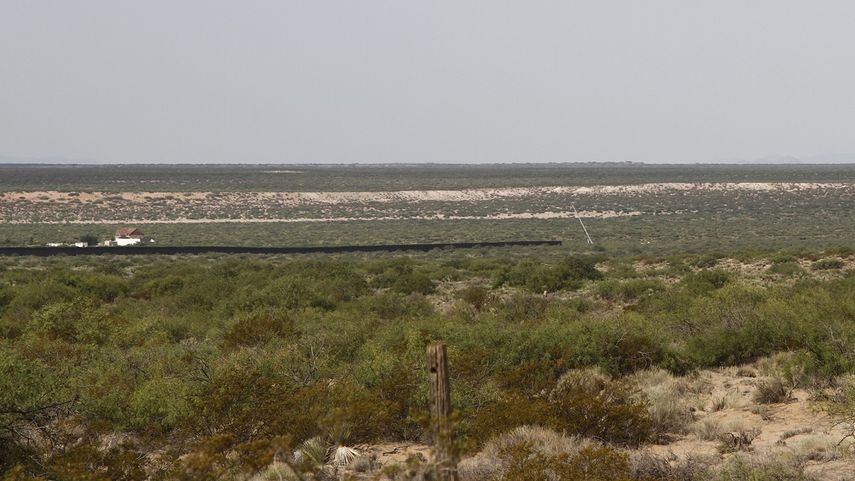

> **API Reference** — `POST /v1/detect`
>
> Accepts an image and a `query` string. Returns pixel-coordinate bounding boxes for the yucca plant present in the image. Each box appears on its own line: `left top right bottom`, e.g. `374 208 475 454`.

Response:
292 431 361 471
330 445 359 467
294 436 329 467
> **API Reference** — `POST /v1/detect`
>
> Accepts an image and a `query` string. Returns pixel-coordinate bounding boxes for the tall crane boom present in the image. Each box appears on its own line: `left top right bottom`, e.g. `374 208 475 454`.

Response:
572 205 594 244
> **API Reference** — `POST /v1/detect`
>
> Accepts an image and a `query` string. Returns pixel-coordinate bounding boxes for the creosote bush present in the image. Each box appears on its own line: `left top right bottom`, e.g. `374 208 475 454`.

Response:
549 369 653 447
472 369 652 447
0 250 853 478
490 443 638 481
222 309 297 348
811 258 844 270
496 256 602 293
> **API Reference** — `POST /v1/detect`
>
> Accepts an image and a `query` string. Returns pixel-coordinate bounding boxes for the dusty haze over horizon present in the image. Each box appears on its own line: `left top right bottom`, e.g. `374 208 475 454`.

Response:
2 1 854 164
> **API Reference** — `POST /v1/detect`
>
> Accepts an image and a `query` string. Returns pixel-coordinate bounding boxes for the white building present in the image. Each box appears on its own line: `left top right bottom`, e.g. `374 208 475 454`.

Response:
114 227 149 246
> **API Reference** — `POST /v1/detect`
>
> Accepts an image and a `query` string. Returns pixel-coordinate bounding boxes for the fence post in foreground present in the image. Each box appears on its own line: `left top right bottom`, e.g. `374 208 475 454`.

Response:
427 341 458 481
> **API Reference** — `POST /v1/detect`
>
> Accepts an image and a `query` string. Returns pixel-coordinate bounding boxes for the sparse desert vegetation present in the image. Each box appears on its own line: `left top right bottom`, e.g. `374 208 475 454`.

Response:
0 245 853 480
1 164 855 257
1 164 854 479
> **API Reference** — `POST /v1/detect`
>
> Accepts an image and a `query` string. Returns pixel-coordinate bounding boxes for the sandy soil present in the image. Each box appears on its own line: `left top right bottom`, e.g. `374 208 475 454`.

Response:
642 367 855 481
0 209 644 225
340 365 855 481
1 182 850 205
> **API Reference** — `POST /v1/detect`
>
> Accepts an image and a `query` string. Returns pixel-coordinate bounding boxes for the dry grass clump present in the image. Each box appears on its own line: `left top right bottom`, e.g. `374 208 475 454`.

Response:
756 352 791 377
787 437 847 463
458 426 590 481
778 427 813 444
628 369 699 439
755 352 817 389
377 453 431 481
552 366 612 395
482 425 590 458
717 423 761 453
464 440 638 481
709 452 815 481
709 396 728 412
828 373 855 404
689 418 762 452
249 462 302 481
630 452 719 481
708 393 745 412
753 377 791 404
348 455 377 473
750 404 774 421
691 418 724 441
630 450 820 481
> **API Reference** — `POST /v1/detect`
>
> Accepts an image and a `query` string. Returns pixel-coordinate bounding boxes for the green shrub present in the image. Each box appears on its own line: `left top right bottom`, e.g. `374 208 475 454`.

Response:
0 346 67 469
765 261 804 276
492 442 636 481
357 292 435 320
371 259 436 295
40 439 148 481
139 274 185 297
174 434 292 481
549 369 652 446
499 294 550 323
2 279 77 320
0 285 12 314
27 298 114 344
497 257 602 293
811 258 845 270
222 310 297 348
596 279 665 302
692 253 723 268
564 314 669 376
457 286 493 310
682 285 781 366
189 349 394 444
680 269 731 294
129 377 192 431
778 350 847 388
471 394 556 443
473 369 652 447
1 249 853 474
497 359 564 397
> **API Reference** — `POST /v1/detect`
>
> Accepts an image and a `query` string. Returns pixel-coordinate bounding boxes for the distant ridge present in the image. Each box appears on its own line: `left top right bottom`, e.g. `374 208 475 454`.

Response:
719 153 855 164
2 154 855 165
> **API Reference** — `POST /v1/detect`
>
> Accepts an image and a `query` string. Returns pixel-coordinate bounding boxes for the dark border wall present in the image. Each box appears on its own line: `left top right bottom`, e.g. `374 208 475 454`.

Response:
0 240 561 256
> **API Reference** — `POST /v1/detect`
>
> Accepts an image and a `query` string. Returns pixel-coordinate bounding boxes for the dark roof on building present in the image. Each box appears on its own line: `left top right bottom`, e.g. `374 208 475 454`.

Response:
115 228 144 237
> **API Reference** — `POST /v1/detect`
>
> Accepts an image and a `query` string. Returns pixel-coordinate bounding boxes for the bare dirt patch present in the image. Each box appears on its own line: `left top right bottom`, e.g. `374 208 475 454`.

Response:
2 182 851 225
1 182 850 205
346 363 855 481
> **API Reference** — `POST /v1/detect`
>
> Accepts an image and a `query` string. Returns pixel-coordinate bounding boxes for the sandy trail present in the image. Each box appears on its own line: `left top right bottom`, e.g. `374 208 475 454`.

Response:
0 210 645 225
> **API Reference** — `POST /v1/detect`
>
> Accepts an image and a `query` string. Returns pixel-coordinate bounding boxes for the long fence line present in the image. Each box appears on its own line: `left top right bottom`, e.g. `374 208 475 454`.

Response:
0 240 561 256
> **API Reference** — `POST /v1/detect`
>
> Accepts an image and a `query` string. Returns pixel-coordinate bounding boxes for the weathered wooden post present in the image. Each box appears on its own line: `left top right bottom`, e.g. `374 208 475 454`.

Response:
427 341 458 481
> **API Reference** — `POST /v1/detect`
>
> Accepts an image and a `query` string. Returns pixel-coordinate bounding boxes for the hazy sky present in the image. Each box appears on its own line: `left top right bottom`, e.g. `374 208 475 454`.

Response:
2 1 854 164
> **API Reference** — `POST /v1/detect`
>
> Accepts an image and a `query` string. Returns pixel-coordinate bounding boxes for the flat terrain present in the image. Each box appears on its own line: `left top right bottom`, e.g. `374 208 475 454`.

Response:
2 165 854 480
1 164 854 255
3 163 854 192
